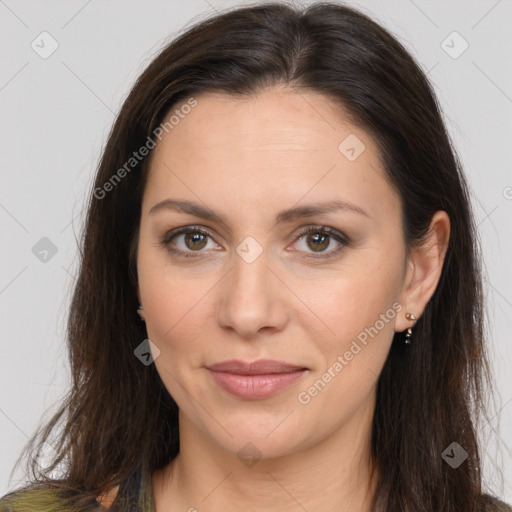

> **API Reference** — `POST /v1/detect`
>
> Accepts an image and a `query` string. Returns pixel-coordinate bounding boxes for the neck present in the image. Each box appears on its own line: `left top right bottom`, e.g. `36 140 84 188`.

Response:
153 396 379 512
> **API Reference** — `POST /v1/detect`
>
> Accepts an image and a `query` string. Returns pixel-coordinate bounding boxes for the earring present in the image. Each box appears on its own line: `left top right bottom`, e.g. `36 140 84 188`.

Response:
137 304 145 322
404 312 416 344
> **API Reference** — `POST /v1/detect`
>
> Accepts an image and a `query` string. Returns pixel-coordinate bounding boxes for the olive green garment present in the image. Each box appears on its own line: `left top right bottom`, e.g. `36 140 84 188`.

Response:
0 463 154 511
1 463 511 512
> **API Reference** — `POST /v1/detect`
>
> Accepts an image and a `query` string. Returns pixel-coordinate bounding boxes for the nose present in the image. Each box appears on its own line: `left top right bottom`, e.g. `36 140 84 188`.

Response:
216 245 289 339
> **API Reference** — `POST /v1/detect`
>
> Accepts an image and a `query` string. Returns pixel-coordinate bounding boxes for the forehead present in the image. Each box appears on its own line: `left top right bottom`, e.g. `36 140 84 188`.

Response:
143 87 399 224
157 87 365 160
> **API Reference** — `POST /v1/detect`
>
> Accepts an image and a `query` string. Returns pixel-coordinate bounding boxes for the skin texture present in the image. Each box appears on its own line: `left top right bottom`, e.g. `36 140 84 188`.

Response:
135 86 450 512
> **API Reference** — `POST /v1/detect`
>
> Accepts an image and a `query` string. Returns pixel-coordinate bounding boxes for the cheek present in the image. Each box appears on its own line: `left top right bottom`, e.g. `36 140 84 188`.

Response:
141 276 213 408
136 244 206 363
137 254 231 404
293 273 401 426
310 254 402 342
142 273 213 358
303 250 404 401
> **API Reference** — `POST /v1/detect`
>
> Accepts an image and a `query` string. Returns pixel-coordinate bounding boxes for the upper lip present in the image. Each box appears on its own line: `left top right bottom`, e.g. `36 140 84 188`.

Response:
207 359 308 375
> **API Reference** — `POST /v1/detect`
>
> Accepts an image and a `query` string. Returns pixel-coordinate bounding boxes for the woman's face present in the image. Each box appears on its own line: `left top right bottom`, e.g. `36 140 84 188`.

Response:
136 87 410 460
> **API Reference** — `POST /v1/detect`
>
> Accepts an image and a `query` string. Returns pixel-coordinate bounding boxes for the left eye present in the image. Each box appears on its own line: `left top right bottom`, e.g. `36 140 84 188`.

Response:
291 226 348 258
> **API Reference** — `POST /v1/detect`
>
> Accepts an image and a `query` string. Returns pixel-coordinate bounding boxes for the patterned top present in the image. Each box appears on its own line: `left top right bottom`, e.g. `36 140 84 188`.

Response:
1 463 511 511
0 463 154 511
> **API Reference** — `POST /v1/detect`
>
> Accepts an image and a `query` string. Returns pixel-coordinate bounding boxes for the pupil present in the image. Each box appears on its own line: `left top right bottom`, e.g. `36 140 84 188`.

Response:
309 233 328 252
186 232 207 250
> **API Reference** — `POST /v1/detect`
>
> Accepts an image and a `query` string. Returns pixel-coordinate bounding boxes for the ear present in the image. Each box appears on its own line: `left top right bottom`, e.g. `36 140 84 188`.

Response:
395 210 450 333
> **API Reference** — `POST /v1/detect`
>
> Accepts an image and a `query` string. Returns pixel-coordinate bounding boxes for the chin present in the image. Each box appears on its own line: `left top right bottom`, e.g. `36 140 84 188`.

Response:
214 421 309 459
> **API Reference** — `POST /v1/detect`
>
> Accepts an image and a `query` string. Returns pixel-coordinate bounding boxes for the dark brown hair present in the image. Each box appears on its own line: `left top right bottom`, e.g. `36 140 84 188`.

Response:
7 2 501 510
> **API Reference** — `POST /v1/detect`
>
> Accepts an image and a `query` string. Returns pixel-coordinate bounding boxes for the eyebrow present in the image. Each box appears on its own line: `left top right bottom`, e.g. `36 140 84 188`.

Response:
149 198 369 224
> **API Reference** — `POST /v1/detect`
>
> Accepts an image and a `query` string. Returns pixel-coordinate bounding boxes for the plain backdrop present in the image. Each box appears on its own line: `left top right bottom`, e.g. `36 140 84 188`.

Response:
1 0 511 503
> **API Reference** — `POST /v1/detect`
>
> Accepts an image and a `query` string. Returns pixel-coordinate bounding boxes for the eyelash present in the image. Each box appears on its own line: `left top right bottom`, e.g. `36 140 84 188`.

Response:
160 225 349 260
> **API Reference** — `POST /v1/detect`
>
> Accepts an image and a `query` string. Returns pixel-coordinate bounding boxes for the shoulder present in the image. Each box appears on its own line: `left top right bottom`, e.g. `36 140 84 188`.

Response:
0 484 106 512
95 485 119 510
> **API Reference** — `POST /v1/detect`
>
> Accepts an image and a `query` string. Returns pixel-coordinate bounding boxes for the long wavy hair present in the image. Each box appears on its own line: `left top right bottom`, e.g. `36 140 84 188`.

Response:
7 2 499 510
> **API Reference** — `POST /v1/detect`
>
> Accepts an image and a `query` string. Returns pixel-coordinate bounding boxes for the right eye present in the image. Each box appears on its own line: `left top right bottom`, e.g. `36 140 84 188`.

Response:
160 226 221 258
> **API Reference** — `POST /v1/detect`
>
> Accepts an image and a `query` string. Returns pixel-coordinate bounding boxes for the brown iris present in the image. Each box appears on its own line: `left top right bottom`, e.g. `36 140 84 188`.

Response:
185 232 208 251
307 232 329 252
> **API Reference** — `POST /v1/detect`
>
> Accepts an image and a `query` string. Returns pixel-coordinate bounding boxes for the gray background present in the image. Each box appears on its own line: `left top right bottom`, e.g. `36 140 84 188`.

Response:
1 0 511 502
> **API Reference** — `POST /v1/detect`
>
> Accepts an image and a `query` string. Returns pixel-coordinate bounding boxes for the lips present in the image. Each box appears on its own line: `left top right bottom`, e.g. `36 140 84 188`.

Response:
206 359 308 375
206 359 308 399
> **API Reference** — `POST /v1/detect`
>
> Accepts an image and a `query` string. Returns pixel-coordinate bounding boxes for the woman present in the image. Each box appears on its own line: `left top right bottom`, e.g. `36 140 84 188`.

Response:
1 2 510 511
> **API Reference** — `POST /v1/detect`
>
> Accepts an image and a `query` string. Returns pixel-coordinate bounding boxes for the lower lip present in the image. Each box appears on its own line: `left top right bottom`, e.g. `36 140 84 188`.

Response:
208 369 307 400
